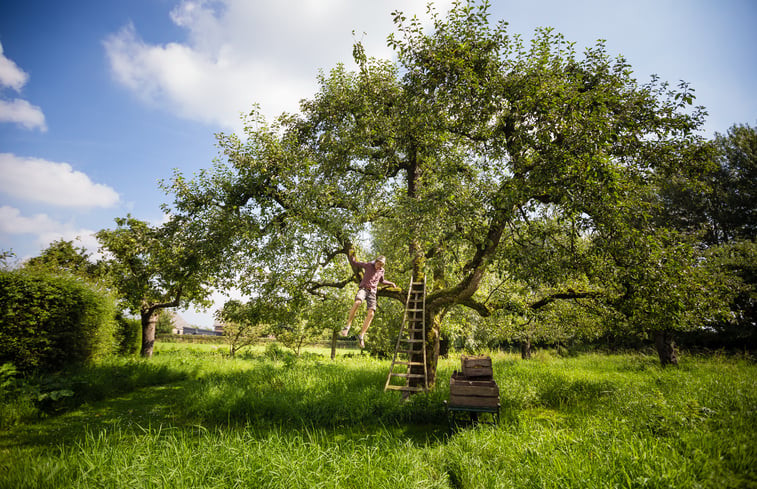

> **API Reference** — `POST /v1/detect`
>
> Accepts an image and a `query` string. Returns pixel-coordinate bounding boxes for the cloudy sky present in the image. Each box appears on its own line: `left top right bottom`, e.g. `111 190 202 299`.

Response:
1 0 755 325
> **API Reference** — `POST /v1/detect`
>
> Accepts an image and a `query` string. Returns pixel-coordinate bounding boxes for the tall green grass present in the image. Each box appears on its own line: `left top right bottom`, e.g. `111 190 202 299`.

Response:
0 345 754 488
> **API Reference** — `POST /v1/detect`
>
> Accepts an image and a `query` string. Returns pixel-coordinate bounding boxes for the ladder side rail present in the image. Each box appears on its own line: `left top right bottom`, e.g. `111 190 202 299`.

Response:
421 276 428 390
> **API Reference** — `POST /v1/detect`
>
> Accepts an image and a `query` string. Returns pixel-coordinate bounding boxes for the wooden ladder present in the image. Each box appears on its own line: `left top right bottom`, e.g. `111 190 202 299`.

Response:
384 277 429 393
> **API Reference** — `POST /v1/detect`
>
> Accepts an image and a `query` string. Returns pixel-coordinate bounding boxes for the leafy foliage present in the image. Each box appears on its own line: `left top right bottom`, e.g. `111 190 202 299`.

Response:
96 216 217 357
22 239 106 283
114 312 142 356
0 270 117 372
658 123 756 244
217 299 270 356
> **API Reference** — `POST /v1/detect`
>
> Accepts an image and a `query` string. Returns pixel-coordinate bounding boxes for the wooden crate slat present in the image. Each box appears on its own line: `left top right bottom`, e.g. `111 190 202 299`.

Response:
449 394 500 408
450 384 499 397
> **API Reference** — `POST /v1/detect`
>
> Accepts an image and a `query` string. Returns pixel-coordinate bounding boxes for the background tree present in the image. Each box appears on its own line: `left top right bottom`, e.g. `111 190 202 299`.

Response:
653 122 756 354
154 310 175 335
269 295 327 356
96 216 215 358
22 239 106 284
306 289 357 359
163 1 731 379
217 299 269 357
657 123 756 245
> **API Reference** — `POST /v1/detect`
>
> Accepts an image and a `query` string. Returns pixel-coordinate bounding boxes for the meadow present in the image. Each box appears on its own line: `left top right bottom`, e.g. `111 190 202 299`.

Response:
0 342 755 488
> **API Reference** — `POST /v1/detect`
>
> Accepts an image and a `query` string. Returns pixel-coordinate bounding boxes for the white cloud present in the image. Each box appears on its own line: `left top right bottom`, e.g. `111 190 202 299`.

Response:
0 206 61 235
0 98 47 131
0 41 47 132
0 206 102 260
0 153 120 208
104 0 454 129
0 42 29 91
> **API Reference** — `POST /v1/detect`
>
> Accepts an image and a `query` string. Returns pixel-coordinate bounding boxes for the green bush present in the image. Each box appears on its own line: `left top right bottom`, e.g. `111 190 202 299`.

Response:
114 312 141 356
0 270 117 372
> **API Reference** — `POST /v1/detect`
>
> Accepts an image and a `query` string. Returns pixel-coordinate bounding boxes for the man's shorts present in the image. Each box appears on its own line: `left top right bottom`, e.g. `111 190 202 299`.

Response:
355 288 377 310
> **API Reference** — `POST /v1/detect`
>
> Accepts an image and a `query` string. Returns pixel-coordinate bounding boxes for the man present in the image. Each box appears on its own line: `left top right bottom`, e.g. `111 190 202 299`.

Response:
340 253 397 348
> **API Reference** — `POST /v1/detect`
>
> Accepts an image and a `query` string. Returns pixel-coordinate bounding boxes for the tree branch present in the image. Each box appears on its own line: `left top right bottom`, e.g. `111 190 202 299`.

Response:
528 290 602 310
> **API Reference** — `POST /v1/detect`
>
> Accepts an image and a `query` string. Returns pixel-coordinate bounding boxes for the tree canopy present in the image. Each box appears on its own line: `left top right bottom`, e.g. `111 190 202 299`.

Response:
163 0 731 377
96 216 217 357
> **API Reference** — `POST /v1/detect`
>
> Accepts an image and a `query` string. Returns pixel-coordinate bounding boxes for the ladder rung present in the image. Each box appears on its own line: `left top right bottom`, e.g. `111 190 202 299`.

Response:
390 373 426 379
393 361 425 366
406 309 424 312
385 385 427 392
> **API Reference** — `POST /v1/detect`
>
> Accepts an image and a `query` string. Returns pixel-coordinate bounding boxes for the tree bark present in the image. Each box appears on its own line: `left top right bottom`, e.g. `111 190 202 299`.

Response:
520 336 532 359
330 330 337 360
427 312 443 387
654 331 678 367
140 310 157 358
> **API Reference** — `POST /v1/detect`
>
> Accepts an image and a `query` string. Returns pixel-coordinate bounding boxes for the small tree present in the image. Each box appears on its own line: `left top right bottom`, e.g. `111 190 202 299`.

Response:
217 299 268 357
267 295 328 356
306 291 357 359
600 229 736 365
96 216 215 357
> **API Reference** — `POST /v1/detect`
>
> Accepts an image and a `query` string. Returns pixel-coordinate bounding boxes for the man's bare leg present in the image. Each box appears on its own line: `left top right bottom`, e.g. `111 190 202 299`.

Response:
341 300 362 336
357 309 375 348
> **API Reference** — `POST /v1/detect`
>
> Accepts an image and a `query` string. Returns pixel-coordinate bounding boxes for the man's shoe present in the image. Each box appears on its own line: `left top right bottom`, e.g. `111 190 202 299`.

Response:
339 326 350 337
357 335 365 349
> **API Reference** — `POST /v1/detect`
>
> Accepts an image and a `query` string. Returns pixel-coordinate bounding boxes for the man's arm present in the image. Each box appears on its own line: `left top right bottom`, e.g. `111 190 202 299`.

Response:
347 252 369 270
380 277 397 288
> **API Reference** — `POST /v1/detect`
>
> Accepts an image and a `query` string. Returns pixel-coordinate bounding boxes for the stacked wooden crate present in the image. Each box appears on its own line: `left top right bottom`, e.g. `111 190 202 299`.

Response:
448 355 500 409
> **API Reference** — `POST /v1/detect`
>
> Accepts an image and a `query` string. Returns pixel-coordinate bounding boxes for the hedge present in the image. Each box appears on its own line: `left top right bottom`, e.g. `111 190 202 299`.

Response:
0 270 118 372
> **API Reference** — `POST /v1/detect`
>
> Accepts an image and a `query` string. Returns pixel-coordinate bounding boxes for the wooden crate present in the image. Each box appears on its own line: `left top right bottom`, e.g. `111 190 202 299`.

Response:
461 355 493 378
448 372 499 408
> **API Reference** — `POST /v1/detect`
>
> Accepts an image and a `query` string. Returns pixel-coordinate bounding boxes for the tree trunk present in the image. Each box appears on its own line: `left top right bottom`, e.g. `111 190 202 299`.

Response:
426 312 442 387
654 331 678 367
140 310 157 358
330 330 337 360
520 336 532 359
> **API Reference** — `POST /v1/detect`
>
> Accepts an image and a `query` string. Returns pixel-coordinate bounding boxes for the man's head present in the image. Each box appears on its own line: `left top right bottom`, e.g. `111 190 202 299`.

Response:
375 255 386 269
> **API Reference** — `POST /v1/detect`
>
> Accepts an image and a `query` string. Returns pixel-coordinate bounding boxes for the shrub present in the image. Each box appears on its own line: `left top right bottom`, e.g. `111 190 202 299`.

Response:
0 270 117 372
263 341 292 362
114 312 141 356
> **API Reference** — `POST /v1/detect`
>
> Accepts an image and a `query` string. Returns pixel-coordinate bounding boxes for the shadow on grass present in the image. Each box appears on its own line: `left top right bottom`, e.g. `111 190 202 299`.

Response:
536 376 617 409
0 383 185 450
169 358 454 442
0 356 457 450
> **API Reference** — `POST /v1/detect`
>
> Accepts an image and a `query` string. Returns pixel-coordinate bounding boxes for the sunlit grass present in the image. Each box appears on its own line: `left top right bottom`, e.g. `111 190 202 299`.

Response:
1 344 755 488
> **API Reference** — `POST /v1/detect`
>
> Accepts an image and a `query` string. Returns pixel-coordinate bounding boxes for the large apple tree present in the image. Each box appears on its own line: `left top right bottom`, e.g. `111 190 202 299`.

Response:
163 1 724 379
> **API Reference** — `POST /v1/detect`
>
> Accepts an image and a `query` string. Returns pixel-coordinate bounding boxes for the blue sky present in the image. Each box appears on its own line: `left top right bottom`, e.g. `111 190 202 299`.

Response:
1 0 755 326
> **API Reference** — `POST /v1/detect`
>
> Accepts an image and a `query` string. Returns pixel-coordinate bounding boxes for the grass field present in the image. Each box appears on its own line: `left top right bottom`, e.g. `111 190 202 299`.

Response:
1 343 755 488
